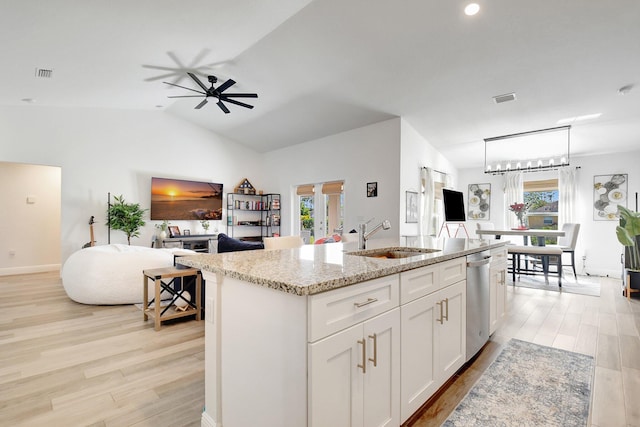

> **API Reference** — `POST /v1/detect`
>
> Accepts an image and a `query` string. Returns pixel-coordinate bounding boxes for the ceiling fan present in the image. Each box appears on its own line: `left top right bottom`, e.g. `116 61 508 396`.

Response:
163 72 258 114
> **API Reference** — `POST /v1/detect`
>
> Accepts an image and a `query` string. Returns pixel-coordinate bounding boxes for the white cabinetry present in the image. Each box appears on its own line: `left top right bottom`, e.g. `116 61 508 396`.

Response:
309 308 400 427
308 275 400 427
489 247 508 335
399 258 466 423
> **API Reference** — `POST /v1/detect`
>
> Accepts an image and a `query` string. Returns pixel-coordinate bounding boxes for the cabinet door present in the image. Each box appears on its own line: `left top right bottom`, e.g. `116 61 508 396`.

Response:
489 266 506 334
363 308 400 427
436 281 466 381
497 269 506 327
309 324 363 427
400 292 439 423
489 267 499 334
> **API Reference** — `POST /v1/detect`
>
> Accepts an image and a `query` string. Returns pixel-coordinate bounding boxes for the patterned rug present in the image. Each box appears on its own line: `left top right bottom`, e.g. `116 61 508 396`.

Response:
511 272 600 297
443 339 594 427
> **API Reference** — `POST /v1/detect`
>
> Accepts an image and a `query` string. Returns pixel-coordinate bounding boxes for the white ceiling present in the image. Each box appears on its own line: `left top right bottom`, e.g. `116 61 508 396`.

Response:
2 0 639 169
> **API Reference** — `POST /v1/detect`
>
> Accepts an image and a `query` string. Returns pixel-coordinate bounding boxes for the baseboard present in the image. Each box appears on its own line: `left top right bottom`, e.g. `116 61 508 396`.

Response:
201 411 217 427
0 264 60 277
582 268 623 279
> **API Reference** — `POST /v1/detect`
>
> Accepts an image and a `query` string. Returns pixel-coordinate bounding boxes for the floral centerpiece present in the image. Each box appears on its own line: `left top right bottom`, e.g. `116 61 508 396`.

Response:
509 202 529 229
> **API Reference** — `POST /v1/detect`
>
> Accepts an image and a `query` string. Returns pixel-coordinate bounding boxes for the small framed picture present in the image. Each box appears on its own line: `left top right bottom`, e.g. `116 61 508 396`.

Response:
406 191 418 223
367 182 378 197
183 229 190 236
168 225 181 238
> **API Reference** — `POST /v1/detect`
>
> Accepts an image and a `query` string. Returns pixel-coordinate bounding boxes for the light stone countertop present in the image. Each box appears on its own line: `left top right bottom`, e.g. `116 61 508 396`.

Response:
176 236 506 296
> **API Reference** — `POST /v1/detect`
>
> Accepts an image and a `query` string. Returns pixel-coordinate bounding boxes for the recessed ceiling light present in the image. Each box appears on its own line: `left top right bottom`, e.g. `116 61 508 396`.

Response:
21 98 36 103
465 3 480 16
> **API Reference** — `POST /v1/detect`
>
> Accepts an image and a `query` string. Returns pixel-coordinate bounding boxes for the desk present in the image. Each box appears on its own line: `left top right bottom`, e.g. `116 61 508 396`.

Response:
476 228 564 246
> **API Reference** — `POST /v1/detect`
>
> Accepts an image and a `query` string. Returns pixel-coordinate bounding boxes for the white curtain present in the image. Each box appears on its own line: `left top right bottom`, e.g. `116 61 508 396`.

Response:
558 166 577 226
503 171 523 229
420 167 435 236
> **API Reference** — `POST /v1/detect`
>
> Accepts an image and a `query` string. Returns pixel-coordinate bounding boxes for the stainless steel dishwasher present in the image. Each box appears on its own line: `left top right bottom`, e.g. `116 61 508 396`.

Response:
466 250 492 361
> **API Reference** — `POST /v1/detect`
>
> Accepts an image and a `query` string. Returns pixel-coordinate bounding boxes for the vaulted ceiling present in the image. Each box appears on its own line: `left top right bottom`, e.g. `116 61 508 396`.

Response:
2 0 639 169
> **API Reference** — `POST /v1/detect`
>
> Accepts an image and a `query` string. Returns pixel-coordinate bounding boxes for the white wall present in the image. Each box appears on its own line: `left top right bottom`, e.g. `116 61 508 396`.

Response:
263 118 402 240
0 105 266 266
459 150 640 277
0 162 61 275
399 119 458 237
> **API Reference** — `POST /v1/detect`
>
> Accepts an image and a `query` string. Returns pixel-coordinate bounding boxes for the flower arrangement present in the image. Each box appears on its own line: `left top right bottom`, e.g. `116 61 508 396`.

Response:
509 202 529 229
200 219 210 232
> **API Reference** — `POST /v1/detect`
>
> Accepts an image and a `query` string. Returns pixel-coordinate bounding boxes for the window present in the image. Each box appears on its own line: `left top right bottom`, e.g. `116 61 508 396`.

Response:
523 178 559 244
297 181 344 243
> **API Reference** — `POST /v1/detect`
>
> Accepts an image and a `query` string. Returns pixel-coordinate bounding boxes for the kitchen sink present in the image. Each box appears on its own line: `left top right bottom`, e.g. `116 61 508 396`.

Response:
348 247 441 259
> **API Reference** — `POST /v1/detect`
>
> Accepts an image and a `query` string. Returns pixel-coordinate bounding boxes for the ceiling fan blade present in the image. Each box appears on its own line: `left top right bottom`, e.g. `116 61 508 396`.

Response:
168 95 208 98
195 99 209 109
222 97 254 109
216 79 236 93
221 93 258 98
188 72 209 91
217 100 231 114
163 81 205 95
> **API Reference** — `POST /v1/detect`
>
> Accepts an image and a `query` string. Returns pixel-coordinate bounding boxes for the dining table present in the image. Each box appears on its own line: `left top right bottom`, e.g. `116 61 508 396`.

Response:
476 227 566 277
475 228 565 246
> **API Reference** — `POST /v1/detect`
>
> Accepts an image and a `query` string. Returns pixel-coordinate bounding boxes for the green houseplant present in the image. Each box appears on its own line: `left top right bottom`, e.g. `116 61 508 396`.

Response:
617 205 640 293
616 205 640 270
107 195 147 245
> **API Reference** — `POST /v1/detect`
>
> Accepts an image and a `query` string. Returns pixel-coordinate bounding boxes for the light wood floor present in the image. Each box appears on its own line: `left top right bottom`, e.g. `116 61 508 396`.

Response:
1 272 638 426
409 274 640 427
0 271 204 426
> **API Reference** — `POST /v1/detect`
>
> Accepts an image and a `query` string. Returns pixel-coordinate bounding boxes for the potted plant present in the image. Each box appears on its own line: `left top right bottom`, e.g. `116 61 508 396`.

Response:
616 205 640 291
107 194 147 245
200 219 210 234
155 220 170 239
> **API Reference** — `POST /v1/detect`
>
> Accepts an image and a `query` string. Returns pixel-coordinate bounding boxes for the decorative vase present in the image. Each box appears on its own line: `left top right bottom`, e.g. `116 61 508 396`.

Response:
159 230 167 240
517 215 528 230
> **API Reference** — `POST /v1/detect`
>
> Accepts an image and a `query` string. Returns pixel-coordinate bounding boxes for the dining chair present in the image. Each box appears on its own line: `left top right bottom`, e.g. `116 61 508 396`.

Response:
476 222 495 239
263 235 304 250
549 223 580 279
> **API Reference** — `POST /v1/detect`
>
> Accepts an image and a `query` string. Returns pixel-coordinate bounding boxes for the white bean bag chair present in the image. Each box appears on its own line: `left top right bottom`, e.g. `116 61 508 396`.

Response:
62 244 195 305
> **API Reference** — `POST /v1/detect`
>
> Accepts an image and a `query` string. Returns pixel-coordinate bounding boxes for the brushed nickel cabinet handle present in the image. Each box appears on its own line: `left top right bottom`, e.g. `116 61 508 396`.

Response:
354 297 378 308
444 298 449 322
368 333 377 367
436 301 444 324
357 339 366 374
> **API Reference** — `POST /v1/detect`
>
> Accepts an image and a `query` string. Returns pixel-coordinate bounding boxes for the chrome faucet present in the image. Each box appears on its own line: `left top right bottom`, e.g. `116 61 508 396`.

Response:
358 218 391 249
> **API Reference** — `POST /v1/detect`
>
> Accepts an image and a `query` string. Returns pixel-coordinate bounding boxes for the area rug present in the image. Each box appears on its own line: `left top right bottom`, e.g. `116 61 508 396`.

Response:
443 339 594 427
511 273 600 297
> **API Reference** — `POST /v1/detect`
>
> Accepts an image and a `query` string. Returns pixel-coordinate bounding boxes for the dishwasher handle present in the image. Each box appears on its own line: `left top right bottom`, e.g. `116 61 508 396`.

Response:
467 256 492 268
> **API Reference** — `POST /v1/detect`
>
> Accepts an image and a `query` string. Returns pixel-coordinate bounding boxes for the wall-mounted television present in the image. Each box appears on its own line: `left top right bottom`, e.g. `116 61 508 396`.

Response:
442 189 466 222
150 177 223 221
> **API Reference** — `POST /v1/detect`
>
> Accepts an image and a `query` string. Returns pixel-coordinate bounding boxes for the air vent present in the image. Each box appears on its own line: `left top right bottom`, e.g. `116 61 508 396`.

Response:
493 92 516 104
35 68 53 78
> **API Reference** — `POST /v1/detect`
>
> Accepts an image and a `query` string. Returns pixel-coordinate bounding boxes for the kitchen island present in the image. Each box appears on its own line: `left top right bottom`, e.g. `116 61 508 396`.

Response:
178 237 506 427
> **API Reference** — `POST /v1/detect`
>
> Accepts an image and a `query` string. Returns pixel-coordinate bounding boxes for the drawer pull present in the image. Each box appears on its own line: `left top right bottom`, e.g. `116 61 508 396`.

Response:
368 333 378 367
357 339 366 374
354 297 378 308
436 301 444 324
443 298 449 322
